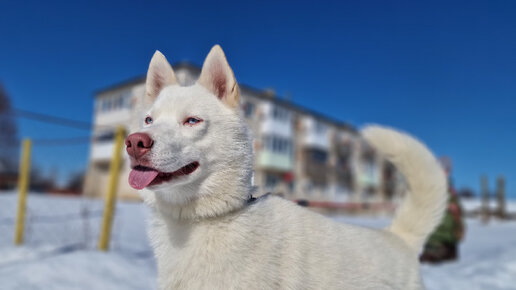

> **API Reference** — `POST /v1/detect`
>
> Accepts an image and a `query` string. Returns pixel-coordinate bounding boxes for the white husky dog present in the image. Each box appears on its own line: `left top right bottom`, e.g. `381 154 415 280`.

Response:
126 45 447 290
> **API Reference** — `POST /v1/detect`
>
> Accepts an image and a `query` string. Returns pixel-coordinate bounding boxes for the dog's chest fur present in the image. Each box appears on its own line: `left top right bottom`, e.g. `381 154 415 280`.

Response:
147 196 424 290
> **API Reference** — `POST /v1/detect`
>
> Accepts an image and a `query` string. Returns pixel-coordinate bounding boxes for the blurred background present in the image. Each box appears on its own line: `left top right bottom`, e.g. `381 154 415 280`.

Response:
0 1 515 289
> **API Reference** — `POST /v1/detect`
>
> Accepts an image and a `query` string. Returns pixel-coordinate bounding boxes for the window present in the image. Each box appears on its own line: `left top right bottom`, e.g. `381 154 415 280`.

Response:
310 148 328 164
95 100 101 113
95 161 110 172
306 181 327 195
263 135 292 156
101 99 111 112
98 91 132 113
363 161 377 177
314 120 327 134
95 131 115 142
337 155 349 168
337 183 352 195
271 105 290 121
265 173 279 189
115 96 123 110
243 102 255 118
122 91 133 109
337 145 351 169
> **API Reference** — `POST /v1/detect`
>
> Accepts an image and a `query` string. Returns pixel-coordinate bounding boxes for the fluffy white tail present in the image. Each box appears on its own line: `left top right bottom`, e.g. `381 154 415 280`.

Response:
361 125 448 253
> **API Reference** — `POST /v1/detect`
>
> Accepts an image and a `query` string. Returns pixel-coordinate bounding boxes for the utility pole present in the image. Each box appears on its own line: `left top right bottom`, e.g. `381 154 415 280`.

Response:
480 175 490 224
496 176 506 219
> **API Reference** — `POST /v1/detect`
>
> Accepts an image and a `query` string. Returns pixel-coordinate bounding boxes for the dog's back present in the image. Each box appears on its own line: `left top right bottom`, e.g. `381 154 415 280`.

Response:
152 195 424 289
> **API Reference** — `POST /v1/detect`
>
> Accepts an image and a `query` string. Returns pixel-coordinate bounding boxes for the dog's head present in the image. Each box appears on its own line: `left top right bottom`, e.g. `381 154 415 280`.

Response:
126 45 253 214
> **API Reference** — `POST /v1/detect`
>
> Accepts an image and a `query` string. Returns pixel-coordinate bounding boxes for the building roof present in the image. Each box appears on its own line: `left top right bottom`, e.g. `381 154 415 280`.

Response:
239 84 356 132
94 62 356 132
93 62 201 96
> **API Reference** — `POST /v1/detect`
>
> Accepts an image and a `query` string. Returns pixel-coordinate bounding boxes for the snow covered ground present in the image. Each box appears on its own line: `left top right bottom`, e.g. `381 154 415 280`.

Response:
0 192 515 289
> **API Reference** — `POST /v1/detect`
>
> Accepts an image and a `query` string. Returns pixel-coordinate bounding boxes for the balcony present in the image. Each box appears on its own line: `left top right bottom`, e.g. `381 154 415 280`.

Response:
260 118 293 137
259 103 293 138
302 148 330 183
94 108 131 127
90 142 115 161
304 162 329 184
301 117 331 149
336 166 353 185
358 163 380 187
94 89 134 127
258 151 293 171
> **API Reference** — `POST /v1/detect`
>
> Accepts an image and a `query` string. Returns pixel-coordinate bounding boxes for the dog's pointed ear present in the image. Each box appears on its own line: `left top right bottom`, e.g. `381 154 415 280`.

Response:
145 50 177 102
198 45 239 109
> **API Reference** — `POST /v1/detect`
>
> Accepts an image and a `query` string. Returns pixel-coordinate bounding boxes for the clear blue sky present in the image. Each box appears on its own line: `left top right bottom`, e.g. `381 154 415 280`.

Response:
1 1 515 197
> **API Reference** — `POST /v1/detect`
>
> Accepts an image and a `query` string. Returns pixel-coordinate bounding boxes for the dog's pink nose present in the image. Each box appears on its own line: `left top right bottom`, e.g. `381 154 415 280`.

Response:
125 133 154 159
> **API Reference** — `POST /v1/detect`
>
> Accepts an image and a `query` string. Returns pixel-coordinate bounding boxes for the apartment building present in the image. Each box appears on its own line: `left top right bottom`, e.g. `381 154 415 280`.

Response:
84 62 404 203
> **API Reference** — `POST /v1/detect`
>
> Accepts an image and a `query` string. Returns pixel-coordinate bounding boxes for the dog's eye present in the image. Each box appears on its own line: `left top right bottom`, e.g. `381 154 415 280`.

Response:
184 117 202 126
144 116 153 125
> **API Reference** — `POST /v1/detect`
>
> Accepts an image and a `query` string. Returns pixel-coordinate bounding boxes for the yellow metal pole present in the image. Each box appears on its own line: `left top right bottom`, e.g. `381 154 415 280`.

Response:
15 139 32 245
98 126 125 251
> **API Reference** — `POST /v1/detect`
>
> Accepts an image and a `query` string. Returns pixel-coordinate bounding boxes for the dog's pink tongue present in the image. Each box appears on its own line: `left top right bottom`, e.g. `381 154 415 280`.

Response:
129 169 159 190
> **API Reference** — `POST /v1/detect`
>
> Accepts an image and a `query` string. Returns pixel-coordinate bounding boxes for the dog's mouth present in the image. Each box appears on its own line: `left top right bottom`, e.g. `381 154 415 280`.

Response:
128 162 200 190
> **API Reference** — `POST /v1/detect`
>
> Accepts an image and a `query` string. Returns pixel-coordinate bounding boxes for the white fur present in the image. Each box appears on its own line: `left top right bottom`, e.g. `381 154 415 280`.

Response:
132 45 447 289
362 126 448 252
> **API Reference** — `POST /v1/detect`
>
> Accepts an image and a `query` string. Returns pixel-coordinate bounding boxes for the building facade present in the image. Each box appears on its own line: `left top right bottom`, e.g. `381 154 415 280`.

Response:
84 63 405 204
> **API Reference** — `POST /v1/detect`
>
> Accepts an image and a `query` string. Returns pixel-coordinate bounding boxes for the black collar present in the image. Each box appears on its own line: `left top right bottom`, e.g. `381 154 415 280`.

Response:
246 192 270 205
